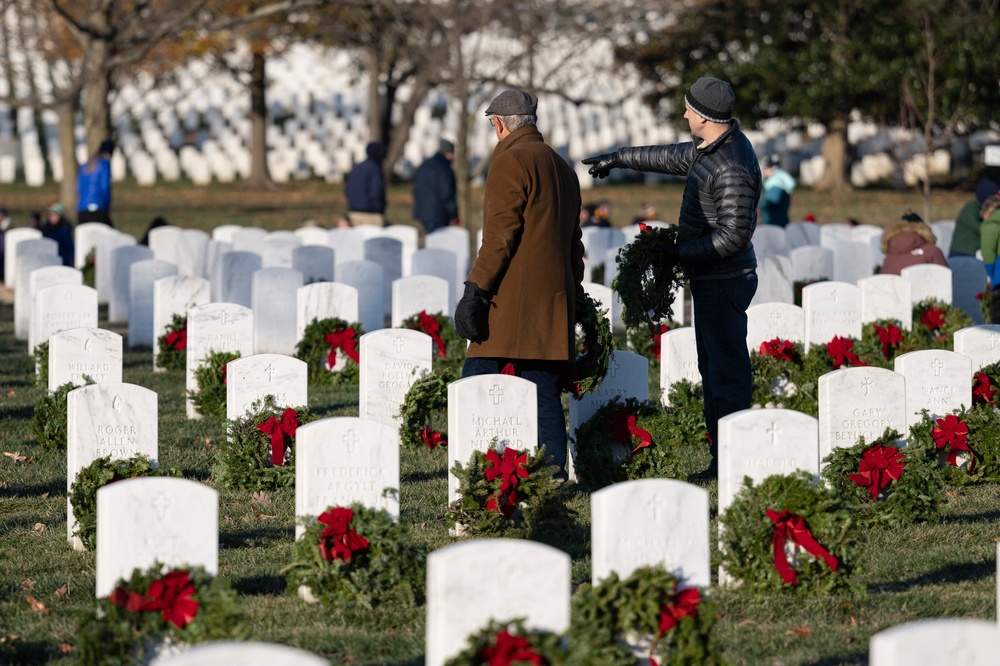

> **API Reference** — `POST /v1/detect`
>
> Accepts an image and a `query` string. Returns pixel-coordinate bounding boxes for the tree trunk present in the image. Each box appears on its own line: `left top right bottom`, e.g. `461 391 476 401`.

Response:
383 79 428 184
81 36 112 153
366 46 382 143
245 49 275 189
57 100 78 216
814 117 850 193
454 106 472 231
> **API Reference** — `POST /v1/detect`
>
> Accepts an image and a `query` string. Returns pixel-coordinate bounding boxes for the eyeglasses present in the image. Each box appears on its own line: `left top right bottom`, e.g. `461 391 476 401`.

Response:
489 117 497 128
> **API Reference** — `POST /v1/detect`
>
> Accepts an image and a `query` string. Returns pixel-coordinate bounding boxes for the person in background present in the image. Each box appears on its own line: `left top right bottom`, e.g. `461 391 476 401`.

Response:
950 178 1000 258
632 202 658 225
579 203 598 227
41 202 74 267
140 216 169 245
454 89 584 482
593 200 614 227
345 142 387 226
879 209 948 276
581 202 611 228
412 138 458 235
77 139 115 225
759 154 795 227
978 195 1000 322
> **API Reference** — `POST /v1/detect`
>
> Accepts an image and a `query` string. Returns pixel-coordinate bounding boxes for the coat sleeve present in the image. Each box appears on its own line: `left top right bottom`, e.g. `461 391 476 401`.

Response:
615 143 696 176
467 153 525 294
981 219 999 265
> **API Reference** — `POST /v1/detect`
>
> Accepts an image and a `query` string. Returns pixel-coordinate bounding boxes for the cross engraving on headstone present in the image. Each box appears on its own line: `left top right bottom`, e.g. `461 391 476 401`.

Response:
831 289 840 303
343 429 359 453
931 359 945 377
990 334 1000 351
861 376 873 396
647 495 666 521
767 420 782 445
64 290 74 303
151 492 172 520
219 310 230 327
489 384 504 405
608 357 621 379
770 309 782 324
112 395 122 412
393 337 405 353
264 363 274 382
84 337 93 353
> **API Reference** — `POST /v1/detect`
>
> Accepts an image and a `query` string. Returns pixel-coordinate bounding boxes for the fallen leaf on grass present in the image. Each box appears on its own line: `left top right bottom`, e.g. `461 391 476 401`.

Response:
19 579 35 590
7 389 15 397
224 515 234 524
32 523 45 533
850 616 858 627
785 626 812 638
842 633 853 644
738 619 757 627
253 509 276 520
40 492 49 498
55 584 69 598
57 643 72 653
251 490 271 506
3 451 26 464
25 596 48 613
946 490 960 497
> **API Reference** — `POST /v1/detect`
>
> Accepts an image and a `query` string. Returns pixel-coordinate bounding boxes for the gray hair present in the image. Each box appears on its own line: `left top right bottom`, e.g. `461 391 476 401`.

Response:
499 114 537 131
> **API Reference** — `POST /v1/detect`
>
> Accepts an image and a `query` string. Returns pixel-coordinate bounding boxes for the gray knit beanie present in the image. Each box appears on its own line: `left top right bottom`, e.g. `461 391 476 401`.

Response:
685 77 735 123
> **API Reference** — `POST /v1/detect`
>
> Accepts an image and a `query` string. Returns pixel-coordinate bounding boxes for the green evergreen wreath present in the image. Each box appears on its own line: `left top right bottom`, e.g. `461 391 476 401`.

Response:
906 405 1000 484
447 618 634 666
82 248 95 288
611 225 684 329
156 313 187 371
574 289 615 395
750 339 818 413
794 278 827 307
31 381 79 451
212 397 316 491
571 566 723 666
188 350 240 418
718 471 861 595
77 564 244 666
908 299 973 350
282 503 426 610
449 444 575 541
398 369 457 450
401 310 465 373
980 283 991 323
294 317 364 386
33 341 48 388
821 428 943 527
70 455 183 550
572 397 688 490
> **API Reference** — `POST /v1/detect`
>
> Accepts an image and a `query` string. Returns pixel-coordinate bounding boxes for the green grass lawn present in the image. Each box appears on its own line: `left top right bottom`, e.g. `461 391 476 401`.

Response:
0 180 994 665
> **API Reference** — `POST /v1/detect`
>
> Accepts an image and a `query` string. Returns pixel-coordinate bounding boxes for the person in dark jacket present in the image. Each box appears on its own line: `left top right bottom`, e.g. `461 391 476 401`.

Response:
345 142 387 226
41 202 75 266
584 76 761 479
949 178 1000 258
412 139 458 234
77 139 114 225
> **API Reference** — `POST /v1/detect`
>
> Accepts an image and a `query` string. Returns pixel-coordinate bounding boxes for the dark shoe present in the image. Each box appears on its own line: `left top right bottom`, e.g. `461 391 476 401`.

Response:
687 462 718 483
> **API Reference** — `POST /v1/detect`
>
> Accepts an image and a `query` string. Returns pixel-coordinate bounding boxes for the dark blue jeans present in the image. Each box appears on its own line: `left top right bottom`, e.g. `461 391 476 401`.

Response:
689 274 758 463
462 357 568 479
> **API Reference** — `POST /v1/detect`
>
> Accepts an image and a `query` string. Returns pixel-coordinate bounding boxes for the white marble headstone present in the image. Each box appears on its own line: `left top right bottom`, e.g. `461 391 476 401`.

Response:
570 351 649 441
252 267 304 354
14 252 62 339
447 375 538 504
790 246 834 283
869 618 1000 666
95 477 217 597
175 229 210 278
152 275 211 371
818 367 907 462
295 416 401 537
150 641 330 666
128 259 178 348
380 225 418 276
358 329 432 428
4 227 43 286
335 260 383 332
32 284 98 353
802 281 862 352
390 275 451 328
859 274 913 330
900 264 952 305
746 302 805 352
225 353 308 421
894 350 973 432
410 248 457 304
425 226 470 298
949 256 986 325
953 325 1000 371
292 245 335 284
426 539 570 666
27 266 83 350
328 228 364 265
95 232 136 306
74 222 114 270
108 244 155 324
363 237 402 317
659 328 701 405
296 282 361 346
786 221 820 249
186 303 254 418
752 225 789 259
48 328 122 391
215 251 262 308
591 479 710 588
147 226 182 264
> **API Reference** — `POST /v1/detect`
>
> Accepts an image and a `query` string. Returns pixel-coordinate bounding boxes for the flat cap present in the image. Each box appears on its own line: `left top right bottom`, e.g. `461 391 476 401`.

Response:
485 89 537 116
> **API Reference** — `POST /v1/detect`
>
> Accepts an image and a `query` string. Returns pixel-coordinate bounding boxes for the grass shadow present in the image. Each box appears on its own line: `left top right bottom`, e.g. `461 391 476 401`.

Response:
943 509 1000 524
873 560 995 592
402 467 447 483
222 524 294 550
231 573 286 596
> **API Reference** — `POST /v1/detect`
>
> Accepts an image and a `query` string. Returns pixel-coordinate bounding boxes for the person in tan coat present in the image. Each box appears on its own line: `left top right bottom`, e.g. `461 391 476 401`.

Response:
879 209 949 276
454 89 585 479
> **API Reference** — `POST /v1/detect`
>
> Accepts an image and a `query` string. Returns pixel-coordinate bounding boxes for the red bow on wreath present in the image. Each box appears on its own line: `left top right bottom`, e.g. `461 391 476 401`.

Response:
165 328 187 351
639 222 651 233
765 509 839 586
220 363 227 385
325 328 360 368
501 362 516 375
650 324 671 360
826 336 867 369
317 507 369 563
932 414 975 470
484 448 529 518
759 338 795 361
421 425 446 449
109 570 199 629
605 406 653 456
873 323 903 359
256 408 298 466
477 629 542 666
921 307 945 331
417 310 447 358
648 586 701 666
848 443 905 500
973 372 996 405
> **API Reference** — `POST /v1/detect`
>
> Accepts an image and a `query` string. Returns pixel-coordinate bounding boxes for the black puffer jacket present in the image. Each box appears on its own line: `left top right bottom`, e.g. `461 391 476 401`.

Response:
616 121 761 279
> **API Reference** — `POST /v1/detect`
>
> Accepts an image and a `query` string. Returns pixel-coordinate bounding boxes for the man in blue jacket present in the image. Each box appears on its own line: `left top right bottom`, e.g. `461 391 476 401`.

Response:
412 139 458 234
77 139 114 225
345 142 387 226
583 76 761 479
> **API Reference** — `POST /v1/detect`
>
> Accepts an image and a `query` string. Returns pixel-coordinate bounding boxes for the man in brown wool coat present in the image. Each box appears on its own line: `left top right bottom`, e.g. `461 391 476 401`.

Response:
453 89 585 480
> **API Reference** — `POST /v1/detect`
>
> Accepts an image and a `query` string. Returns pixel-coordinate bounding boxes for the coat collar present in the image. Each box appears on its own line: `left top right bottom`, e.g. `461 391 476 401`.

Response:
493 124 544 157
698 119 741 154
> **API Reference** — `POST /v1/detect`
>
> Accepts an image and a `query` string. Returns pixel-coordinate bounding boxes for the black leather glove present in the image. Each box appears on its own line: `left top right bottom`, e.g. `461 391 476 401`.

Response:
581 152 619 179
655 240 680 266
454 281 492 342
